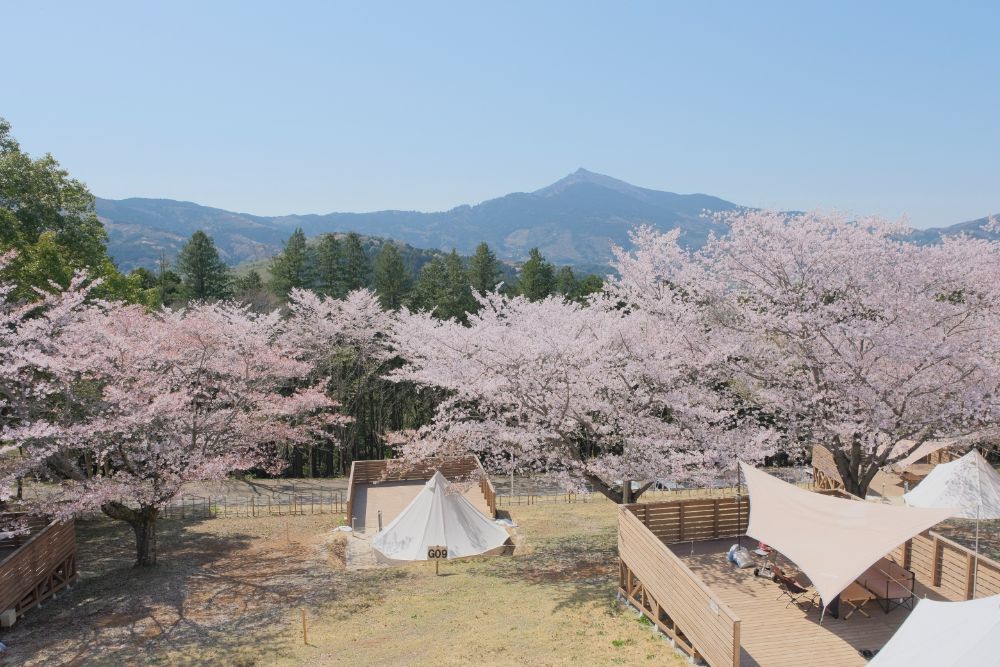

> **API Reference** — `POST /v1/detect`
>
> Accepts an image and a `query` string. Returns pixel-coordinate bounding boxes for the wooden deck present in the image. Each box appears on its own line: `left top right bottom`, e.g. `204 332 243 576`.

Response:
672 538 940 667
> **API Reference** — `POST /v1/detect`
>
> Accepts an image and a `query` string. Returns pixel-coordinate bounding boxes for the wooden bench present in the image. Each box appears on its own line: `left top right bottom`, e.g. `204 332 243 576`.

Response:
856 557 915 613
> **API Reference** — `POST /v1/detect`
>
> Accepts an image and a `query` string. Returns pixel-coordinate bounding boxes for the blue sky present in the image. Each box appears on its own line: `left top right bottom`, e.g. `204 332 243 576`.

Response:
4 1 998 227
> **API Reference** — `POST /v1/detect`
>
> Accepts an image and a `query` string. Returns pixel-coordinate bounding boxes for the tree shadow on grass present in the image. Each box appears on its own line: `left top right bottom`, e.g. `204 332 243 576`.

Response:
471 524 623 614
0 515 413 666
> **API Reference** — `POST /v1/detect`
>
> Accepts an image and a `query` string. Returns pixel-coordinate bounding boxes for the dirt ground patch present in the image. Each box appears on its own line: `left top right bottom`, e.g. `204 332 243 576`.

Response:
0 502 685 666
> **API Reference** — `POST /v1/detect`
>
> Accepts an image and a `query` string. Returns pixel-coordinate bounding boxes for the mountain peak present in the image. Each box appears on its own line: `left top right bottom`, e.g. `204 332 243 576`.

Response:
533 168 647 198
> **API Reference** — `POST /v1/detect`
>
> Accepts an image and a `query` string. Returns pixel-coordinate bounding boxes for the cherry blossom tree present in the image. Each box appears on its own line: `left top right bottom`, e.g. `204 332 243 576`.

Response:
390 288 769 503
622 212 1000 496
1 292 346 566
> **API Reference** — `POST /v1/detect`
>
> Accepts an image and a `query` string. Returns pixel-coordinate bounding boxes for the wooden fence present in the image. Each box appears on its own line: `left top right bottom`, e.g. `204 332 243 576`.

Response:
346 456 497 519
622 497 750 545
892 530 1000 600
496 486 748 508
618 505 740 667
0 517 77 620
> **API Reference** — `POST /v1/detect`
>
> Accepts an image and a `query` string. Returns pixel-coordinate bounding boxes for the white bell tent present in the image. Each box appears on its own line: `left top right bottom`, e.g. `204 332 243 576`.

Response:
372 471 509 561
904 449 1000 595
904 449 1000 520
867 595 1000 667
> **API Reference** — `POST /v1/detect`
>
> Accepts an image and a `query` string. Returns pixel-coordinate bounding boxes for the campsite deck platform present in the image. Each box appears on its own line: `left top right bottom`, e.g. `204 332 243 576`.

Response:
351 481 493 532
671 538 943 667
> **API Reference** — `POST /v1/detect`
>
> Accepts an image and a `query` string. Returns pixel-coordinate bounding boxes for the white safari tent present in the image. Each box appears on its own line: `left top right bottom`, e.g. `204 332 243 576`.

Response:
372 471 510 561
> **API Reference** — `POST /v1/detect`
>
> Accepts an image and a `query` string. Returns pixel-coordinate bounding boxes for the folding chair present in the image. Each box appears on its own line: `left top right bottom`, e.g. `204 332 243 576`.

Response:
774 569 819 610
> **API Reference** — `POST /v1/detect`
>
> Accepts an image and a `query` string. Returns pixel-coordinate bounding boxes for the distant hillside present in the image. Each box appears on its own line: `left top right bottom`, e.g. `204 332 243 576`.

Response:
905 215 999 244
96 170 998 273
97 169 740 271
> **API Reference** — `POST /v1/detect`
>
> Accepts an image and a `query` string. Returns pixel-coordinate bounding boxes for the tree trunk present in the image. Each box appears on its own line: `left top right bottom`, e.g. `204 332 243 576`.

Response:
291 447 304 478
325 446 335 477
831 439 882 497
132 511 158 566
102 501 160 567
584 474 654 504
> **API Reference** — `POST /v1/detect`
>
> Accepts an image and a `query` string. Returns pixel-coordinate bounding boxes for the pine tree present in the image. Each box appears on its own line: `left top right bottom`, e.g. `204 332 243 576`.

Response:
234 269 264 293
468 242 501 294
555 265 580 301
577 273 604 299
440 250 476 322
412 256 448 314
373 242 409 310
315 233 342 297
517 248 555 301
156 252 184 307
341 232 370 292
176 230 231 301
270 228 314 296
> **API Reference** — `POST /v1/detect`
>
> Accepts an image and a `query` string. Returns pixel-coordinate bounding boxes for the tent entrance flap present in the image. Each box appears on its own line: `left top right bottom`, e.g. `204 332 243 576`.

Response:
739 462 954 607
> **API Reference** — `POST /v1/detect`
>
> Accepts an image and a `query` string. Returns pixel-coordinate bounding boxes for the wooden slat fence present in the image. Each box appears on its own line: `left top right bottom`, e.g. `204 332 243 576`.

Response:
0 517 77 619
496 486 753 508
622 497 749 545
892 530 1000 600
618 506 740 667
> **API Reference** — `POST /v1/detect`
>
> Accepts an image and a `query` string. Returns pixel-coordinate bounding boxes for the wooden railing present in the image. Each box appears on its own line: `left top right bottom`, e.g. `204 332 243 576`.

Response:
618 506 740 667
347 455 497 519
622 497 749 545
0 517 77 620
345 459 357 522
479 475 497 517
892 530 1000 600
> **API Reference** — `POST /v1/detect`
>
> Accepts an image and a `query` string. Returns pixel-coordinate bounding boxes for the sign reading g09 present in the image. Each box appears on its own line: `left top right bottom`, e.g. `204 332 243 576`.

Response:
427 546 448 560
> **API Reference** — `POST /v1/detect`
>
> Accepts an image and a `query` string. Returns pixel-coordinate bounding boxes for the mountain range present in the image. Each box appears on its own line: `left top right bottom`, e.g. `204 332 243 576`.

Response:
96 169 997 272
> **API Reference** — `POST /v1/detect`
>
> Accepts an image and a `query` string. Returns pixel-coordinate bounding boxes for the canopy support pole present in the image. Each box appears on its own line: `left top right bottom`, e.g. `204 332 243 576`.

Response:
736 462 742 548
973 505 980 598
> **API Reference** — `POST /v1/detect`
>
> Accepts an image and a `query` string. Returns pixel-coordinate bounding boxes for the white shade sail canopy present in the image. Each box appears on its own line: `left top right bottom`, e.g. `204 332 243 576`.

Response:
889 438 957 471
740 463 955 607
904 449 1000 520
867 595 1000 667
372 471 509 561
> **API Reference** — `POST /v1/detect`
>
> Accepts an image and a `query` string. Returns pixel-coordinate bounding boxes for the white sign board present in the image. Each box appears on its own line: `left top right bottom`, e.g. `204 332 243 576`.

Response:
427 545 448 560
